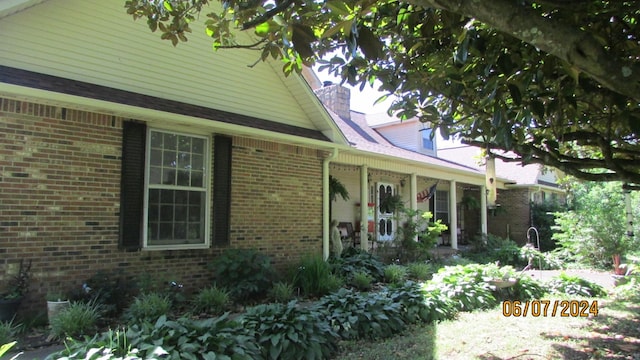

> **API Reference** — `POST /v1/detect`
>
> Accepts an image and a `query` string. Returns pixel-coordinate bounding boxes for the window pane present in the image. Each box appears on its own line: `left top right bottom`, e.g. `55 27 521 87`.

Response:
146 130 208 247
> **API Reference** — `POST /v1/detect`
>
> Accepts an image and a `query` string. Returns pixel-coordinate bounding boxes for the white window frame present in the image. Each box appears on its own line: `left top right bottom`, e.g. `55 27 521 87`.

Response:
142 128 211 250
435 190 449 224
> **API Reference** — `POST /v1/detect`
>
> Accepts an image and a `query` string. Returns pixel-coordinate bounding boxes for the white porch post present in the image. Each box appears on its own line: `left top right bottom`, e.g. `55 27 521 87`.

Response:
480 185 488 236
410 173 418 242
449 180 458 249
323 149 338 260
360 165 369 250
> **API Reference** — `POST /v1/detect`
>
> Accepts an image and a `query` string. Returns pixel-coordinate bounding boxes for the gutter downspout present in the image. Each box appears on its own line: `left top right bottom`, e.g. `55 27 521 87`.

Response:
323 148 339 260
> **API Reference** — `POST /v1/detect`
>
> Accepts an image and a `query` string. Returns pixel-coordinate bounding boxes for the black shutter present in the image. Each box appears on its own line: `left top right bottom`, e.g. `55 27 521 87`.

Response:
213 135 232 246
118 121 146 251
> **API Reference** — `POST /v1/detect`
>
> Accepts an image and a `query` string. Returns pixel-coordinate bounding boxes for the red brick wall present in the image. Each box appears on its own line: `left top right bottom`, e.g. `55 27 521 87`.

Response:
487 188 531 245
0 98 324 314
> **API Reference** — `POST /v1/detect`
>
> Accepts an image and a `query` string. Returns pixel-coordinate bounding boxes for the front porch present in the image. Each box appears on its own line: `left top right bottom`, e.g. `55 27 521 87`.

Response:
329 163 490 252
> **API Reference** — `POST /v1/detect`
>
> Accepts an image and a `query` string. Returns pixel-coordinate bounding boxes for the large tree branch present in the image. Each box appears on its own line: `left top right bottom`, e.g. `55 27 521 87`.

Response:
408 0 640 103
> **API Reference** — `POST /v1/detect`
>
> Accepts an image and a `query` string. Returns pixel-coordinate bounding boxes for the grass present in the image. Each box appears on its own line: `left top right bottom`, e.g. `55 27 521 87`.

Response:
335 297 640 359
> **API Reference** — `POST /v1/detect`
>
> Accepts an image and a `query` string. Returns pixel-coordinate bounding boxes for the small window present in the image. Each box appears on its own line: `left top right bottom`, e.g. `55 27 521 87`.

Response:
435 190 449 224
421 129 434 151
144 129 210 249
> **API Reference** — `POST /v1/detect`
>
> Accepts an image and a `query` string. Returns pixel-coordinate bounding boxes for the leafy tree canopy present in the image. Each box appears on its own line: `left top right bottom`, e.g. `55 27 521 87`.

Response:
125 0 640 184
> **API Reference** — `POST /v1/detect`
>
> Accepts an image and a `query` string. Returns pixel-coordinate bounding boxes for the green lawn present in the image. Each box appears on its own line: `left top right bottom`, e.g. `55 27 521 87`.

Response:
335 298 640 360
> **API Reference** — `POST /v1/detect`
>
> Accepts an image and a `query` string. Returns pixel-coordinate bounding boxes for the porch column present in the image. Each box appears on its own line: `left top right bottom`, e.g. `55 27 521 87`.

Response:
410 173 418 242
480 185 488 236
360 165 369 250
449 180 458 249
410 173 418 211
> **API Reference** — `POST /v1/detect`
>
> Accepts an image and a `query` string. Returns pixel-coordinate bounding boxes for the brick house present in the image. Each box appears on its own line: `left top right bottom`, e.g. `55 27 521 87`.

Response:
311 81 512 250
311 78 564 249
0 0 347 312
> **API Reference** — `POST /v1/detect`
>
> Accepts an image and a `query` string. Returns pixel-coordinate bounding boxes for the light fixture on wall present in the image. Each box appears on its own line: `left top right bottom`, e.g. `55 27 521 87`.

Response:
400 179 406 187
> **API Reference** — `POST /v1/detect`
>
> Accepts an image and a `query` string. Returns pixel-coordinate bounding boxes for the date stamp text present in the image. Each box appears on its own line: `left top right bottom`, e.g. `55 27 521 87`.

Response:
502 300 598 317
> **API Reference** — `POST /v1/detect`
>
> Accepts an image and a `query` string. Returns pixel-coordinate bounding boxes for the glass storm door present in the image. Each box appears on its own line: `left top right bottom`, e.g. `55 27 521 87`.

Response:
376 182 396 241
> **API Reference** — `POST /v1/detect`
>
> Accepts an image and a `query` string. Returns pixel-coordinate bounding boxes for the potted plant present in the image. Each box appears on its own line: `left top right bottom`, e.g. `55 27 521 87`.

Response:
46 290 70 324
0 260 32 322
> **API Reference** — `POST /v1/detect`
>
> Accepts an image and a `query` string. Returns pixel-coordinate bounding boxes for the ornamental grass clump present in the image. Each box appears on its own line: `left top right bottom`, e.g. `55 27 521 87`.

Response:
191 285 231 315
384 264 407 284
50 301 101 339
124 292 172 324
406 262 436 281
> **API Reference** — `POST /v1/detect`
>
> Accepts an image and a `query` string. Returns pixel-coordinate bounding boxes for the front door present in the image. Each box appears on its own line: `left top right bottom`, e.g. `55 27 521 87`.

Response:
377 182 396 241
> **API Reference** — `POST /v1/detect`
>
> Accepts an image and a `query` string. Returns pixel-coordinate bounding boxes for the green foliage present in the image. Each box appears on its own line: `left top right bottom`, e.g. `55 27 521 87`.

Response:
191 285 230 315
612 276 640 302
293 255 343 298
519 244 564 270
0 320 19 346
330 247 386 282
393 209 447 263
269 282 295 303
530 200 567 251
50 301 101 339
406 262 436 281
125 0 640 183
75 269 136 317
553 180 640 269
428 264 498 311
464 235 527 268
383 281 438 324
383 264 407 284
546 273 607 298
350 271 374 291
241 302 339 360
54 315 261 360
210 248 276 301
316 288 405 340
329 175 349 202
1 259 31 300
124 292 172 324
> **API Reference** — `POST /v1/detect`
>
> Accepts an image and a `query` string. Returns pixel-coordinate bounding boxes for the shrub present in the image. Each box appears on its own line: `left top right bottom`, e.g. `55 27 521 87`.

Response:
124 292 172 324
351 271 374 291
241 301 339 360
546 273 607 297
75 269 135 317
293 255 342 298
429 264 498 311
464 235 528 267
53 315 261 360
406 262 436 281
316 288 405 340
269 281 295 303
385 281 433 324
210 248 275 302
191 285 230 315
50 301 101 339
612 276 640 302
330 247 386 282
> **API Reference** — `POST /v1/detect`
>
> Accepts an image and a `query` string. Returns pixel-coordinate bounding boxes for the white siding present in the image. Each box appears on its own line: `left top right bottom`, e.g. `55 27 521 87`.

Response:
0 0 317 129
376 121 419 151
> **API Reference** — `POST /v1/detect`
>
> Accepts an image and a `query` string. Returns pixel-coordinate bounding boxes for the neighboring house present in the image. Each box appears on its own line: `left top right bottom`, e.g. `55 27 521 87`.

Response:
0 0 347 311
313 82 511 250
438 146 566 245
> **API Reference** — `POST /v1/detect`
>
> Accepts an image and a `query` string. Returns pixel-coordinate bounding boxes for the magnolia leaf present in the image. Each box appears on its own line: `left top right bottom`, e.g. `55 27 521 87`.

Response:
357 25 384 61
326 1 352 17
507 83 522 105
291 23 317 59
322 19 354 39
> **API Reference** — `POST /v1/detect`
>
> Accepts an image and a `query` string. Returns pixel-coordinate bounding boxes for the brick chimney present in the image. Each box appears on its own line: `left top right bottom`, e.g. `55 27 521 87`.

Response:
314 82 351 121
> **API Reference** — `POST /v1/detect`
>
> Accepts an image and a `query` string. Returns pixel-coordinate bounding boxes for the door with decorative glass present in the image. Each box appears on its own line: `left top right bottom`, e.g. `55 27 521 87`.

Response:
376 182 397 242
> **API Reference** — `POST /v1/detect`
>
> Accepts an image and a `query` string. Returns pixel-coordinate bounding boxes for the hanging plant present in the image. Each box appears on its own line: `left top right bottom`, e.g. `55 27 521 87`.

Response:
329 175 349 202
